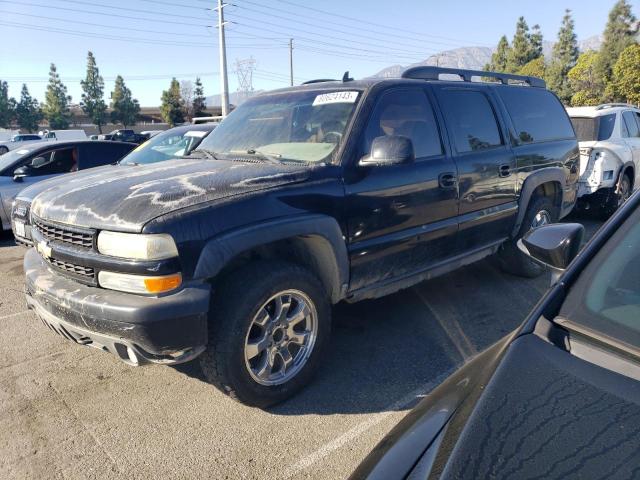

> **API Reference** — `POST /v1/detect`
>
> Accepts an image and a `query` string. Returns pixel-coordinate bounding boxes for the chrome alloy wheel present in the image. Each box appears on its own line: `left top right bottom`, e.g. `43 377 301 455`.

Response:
244 290 318 386
531 209 552 229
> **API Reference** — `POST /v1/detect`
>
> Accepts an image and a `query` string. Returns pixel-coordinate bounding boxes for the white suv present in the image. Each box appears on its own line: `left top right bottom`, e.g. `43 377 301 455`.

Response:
567 104 640 216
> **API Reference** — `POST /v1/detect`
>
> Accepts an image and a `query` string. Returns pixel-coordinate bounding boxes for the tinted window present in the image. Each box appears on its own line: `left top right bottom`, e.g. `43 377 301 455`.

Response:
570 114 616 142
364 89 442 159
560 206 640 350
81 143 135 168
623 111 640 138
499 88 575 144
29 147 77 176
439 90 502 153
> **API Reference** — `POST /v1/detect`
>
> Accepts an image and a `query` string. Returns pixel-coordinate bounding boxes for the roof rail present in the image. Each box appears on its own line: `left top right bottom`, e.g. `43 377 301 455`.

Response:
401 66 546 88
595 103 635 110
302 79 339 85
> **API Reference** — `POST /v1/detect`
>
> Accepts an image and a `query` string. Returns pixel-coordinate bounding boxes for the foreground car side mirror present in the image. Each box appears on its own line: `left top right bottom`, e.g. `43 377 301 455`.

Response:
359 135 415 167
518 223 585 271
13 166 30 182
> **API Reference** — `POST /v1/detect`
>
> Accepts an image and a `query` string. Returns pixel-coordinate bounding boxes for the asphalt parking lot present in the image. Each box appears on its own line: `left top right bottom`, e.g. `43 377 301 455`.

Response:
0 215 602 480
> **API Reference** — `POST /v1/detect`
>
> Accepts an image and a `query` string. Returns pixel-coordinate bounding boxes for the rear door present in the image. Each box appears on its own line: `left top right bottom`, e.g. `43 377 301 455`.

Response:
622 110 640 167
345 87 459 291
433 85 517 251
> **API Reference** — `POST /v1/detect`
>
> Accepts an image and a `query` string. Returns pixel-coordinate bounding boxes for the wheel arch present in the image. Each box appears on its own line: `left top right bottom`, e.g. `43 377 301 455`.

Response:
512 167 565 238
193 214 349 304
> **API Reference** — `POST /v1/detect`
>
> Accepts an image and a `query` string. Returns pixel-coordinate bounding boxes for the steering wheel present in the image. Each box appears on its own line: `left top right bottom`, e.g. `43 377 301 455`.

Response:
323 131 343 144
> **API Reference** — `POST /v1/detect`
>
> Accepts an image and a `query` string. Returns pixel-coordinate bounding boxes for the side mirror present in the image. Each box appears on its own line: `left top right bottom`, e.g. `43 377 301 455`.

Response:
13 166 29 182
518 223 585 271
359 135 415 167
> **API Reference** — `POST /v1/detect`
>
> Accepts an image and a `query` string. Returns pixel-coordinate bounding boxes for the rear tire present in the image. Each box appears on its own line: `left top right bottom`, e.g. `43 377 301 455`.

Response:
0 146 8 155
600 172 632 219
497 196 558 278
199 260 331 408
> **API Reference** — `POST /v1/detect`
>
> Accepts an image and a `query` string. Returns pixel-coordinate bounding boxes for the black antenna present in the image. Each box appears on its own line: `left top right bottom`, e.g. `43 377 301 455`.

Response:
342 71 354 82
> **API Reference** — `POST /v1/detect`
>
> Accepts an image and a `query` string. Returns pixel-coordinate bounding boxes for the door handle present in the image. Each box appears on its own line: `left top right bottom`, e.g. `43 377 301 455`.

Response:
438 172 457 189
499 164 511 177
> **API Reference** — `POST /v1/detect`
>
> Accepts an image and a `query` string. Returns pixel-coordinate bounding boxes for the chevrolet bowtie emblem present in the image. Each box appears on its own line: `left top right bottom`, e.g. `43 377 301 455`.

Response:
37 240 52 259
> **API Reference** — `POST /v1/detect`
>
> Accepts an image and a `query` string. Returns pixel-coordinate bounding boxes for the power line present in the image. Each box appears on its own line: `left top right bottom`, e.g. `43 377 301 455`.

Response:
235 1 478 51
271 0 492 46
50 0 210 22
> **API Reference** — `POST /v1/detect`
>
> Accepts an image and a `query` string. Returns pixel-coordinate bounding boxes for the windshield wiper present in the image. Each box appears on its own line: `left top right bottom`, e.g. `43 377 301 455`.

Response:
191 149 220 160
245 148 282 164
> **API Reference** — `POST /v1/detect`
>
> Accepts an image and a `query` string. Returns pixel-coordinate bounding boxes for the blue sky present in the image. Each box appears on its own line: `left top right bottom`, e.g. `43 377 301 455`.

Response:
0 0 637 106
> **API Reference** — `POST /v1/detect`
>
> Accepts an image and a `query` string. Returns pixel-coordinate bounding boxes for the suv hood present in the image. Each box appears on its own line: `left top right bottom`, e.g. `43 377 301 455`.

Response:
30 158 311 232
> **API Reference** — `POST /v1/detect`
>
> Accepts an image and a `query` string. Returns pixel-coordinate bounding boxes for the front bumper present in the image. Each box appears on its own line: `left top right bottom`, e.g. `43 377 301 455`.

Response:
24 248 210 365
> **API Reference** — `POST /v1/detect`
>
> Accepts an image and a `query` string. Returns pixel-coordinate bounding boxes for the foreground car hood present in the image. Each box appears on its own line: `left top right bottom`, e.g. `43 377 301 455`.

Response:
31 159 310 232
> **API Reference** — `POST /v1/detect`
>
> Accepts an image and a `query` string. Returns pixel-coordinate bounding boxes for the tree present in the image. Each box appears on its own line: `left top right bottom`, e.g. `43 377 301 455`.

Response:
0 81 16 128
80 51 107 133
110 75 140 128
15 84 42 132
596 0 637 101
192 77 207 118
43 63 72 129
568 51 603 106
485 35 511 72
507 17 543 72
518 56 547 80
160 78 185 126
612 44 640 105
180 80 194 121
548 9 580 104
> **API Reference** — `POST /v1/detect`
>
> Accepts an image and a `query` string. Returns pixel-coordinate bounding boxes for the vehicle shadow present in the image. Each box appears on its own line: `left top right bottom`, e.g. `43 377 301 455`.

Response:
0 228 17 247
175 214 604 415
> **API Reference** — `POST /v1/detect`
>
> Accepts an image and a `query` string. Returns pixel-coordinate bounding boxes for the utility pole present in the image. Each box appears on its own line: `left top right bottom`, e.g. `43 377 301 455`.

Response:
289 38 294 86
216 0 230 117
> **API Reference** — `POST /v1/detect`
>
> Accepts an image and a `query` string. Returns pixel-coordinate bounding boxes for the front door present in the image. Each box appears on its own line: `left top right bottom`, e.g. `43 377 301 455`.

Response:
345 87 459 292
433 86 517 252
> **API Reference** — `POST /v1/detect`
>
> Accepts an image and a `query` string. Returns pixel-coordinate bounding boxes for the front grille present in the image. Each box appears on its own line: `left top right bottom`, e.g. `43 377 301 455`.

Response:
34 218 95 249
48 258 96 279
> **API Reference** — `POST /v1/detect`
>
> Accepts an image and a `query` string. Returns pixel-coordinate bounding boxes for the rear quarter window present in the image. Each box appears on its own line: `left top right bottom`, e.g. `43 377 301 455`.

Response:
498 88 575 144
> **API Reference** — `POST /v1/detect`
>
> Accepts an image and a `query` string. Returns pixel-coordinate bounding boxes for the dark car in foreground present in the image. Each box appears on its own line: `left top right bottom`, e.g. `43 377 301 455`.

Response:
1 140 135 233
11 124 216 245
352 190 640 479
22 67 578 407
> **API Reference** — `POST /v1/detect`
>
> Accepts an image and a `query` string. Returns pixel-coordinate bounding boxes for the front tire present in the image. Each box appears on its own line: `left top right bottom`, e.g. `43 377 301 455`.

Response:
199 260 331 408
0 146 8 155
497 196 558 278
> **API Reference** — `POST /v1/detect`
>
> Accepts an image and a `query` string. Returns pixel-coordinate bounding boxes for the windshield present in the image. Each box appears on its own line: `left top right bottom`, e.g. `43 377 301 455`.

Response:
0 148 32 175
560 205 640 349
197 89 361 163
570 114 616 142
120 128 211 165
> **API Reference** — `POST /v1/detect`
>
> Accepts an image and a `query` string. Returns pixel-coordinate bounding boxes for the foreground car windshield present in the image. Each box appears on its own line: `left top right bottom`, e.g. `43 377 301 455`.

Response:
120 128 209 165
197 89 361 163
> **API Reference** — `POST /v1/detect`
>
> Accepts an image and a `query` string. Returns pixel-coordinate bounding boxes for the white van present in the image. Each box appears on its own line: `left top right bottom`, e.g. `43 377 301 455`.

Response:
40 130 87 141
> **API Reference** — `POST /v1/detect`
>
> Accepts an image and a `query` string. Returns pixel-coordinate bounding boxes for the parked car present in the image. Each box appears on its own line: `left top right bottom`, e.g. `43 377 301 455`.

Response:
0 134 44 155
11 124 216 245
22 67 578 407
567 103 640 217
109 129 147 144
352 187 640 480
1 140 135 234
39 129 87 141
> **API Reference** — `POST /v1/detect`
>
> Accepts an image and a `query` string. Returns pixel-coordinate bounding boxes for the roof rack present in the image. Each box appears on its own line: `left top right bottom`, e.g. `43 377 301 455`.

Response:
401 66 546 88
595 103 635 110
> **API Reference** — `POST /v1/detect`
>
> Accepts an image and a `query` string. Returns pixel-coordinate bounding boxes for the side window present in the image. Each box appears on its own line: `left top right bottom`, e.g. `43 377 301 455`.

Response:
438 90 502 153
623 111 640 138
498 88 575 144
363 89 443 159
30 147 77 176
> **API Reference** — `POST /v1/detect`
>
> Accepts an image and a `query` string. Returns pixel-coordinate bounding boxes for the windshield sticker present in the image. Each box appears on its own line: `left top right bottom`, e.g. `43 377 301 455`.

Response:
312 91 359 106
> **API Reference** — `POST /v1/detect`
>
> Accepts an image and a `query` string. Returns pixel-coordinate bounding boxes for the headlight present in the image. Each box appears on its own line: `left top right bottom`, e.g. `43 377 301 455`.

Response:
97 231 178 260
98 271 182 294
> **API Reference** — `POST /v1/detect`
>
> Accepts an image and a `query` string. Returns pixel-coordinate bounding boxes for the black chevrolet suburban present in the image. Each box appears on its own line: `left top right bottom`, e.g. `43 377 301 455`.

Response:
21 67 579 407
